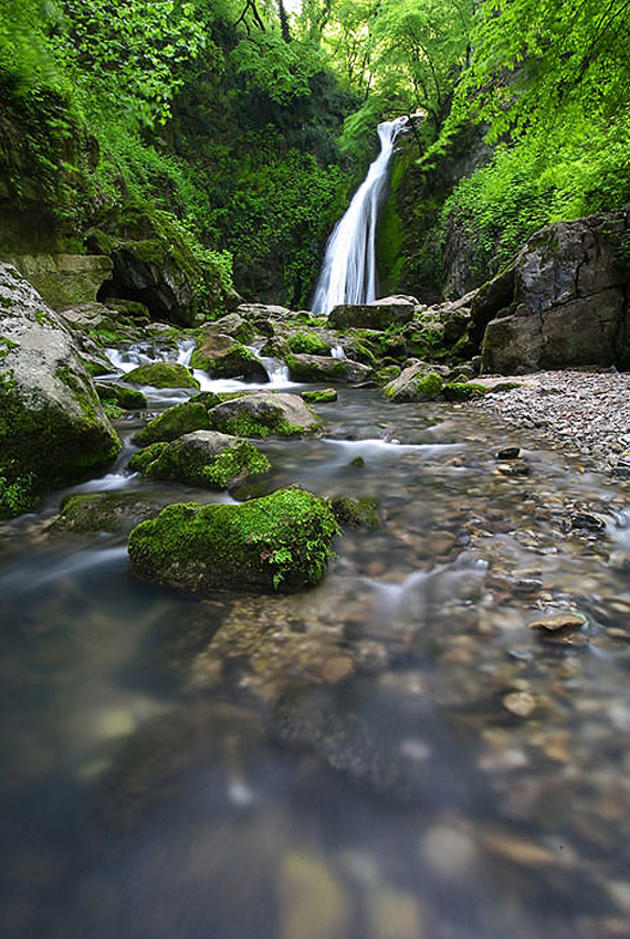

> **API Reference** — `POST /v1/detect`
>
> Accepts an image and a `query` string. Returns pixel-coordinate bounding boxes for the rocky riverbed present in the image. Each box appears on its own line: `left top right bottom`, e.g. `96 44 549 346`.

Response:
472 369 630 474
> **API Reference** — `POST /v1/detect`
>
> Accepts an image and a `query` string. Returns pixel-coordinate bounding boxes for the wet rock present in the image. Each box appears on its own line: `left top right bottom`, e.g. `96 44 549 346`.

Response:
54 491 162 534
134 400 212 445
382 365 444 403
496 460 531 477
368 888 424 939
207 391 321 438
331 496 381 530
125 361 200 389
502 691 537 718
190 336 267 381
497 447 521 460
128 431 270 489
528 613 586 633
286 353 371 384
95 381 147 410
0 262 121 515
570 511 606 532
419 824 478 879
128 487 339 594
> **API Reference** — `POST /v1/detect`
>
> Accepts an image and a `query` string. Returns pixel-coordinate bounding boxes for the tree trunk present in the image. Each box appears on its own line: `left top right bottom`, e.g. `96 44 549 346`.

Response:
277 0 292 42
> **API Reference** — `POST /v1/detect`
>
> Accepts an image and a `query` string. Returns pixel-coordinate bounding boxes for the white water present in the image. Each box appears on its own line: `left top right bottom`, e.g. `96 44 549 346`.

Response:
312 117 408 316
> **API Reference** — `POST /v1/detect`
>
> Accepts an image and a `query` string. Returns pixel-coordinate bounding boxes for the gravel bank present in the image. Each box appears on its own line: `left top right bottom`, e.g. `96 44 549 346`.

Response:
471 369 630 474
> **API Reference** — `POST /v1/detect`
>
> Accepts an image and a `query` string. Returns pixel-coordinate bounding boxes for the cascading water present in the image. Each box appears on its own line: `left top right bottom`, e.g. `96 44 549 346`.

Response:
312 116 408 316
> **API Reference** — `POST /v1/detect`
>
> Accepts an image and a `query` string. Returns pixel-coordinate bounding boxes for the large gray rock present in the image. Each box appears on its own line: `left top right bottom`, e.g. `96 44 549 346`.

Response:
208 391 321 438
382 364 447 403
236 302 293 320
190 333 267 381
471 208 630 373
6 254 113 310
328 297 416 330
0 263 121 514
286 353 372 384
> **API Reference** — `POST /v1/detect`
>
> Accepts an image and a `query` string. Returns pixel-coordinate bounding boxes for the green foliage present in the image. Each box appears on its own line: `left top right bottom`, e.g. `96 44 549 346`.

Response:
0 464 36 518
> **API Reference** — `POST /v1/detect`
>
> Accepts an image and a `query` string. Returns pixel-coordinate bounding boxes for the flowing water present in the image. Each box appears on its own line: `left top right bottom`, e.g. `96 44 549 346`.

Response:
3 341 630 938
312 117 408 316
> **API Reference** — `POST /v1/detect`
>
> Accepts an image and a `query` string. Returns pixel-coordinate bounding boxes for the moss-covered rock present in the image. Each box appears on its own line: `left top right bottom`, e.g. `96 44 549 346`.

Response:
286 354 371 384
287 331 329 355
54 491 161 533
203 313 254 344
8 254 113 310
383 365 444 403
95 381 147 410
134 401 211 445
301 388 338 404
328 298 416 330
190 339 267 381
207 392 321 438
442 382 489 402
125 362 200 389
0 263 121 517
374 365 401 386
331 496 381 530
128 487 340 594
129 431 270 489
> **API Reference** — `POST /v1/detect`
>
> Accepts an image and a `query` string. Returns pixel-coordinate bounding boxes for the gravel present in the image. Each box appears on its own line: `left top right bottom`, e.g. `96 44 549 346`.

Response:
471 369 630 473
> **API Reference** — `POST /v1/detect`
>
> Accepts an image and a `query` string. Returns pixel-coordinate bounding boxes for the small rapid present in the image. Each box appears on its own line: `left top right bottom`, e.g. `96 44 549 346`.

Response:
312 116 408 316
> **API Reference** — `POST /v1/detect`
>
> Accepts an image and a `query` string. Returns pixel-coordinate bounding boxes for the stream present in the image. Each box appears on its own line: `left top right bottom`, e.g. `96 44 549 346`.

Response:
3 340 630 938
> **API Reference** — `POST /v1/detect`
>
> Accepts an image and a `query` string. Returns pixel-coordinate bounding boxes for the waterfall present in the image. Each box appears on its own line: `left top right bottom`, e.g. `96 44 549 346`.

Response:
312 116 408 317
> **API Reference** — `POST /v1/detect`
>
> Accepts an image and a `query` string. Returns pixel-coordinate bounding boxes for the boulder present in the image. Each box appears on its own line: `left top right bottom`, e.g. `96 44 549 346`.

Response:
129 431 270 489
0 263 121 515
301 388 338 404
207 392 321 438
203 312 254 344
190 336 268 381
134 400 211 445
236 302 293 320
95 382 147 410
125 362 200 389
286 354 372 384
328 297 416 330
471 207 630 373
128 487 339 594
382 364 445 403
54 491 161 534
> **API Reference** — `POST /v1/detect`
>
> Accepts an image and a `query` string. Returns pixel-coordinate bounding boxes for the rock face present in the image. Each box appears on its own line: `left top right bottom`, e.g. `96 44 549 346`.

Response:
472 208 630 373
6 254 113 310
128 487 339 594
328 296 416 330
0 263 121 513
207 392 321 438
129 431 270 489
286 353 372 384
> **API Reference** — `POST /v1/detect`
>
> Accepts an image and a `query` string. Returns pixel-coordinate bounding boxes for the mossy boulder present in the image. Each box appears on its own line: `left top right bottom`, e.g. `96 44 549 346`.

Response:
207 392 321 438
287 331 329 355
375 365 401 386
383 365 444 403
442 382 489 402
301 388 338 404
0 263 121 516
134 401 211 445
54 491 161 534
286 354 371 384
128 487 340 594
203 313 254 344
95 381 147 410
190 338 267 381
125 362 200 389
331 496 381 530
129 431 270 489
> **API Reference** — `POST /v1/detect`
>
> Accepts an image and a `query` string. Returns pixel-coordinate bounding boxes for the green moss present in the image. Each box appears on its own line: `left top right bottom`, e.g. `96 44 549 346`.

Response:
0 465 36 518
135 401 211 445
0 336 19 359
190 342 263 378
331 496 380 530
128 487 340 593
375 365 401 386
415 372 443 398
189 391 222 409
103 402 124 420
442 382 489 402
96 382 147 410
301 388 338 404
130 436 270 489
286 354 346 382
288 331 329 355
208 399 320 439
125 362 200 389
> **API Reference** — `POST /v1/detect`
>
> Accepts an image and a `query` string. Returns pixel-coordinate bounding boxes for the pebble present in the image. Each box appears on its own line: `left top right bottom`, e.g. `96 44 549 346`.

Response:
502 691 537 718
528 613 586 632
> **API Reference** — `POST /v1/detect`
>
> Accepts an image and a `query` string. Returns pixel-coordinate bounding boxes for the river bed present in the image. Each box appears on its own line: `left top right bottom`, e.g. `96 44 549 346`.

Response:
2 348 630 939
